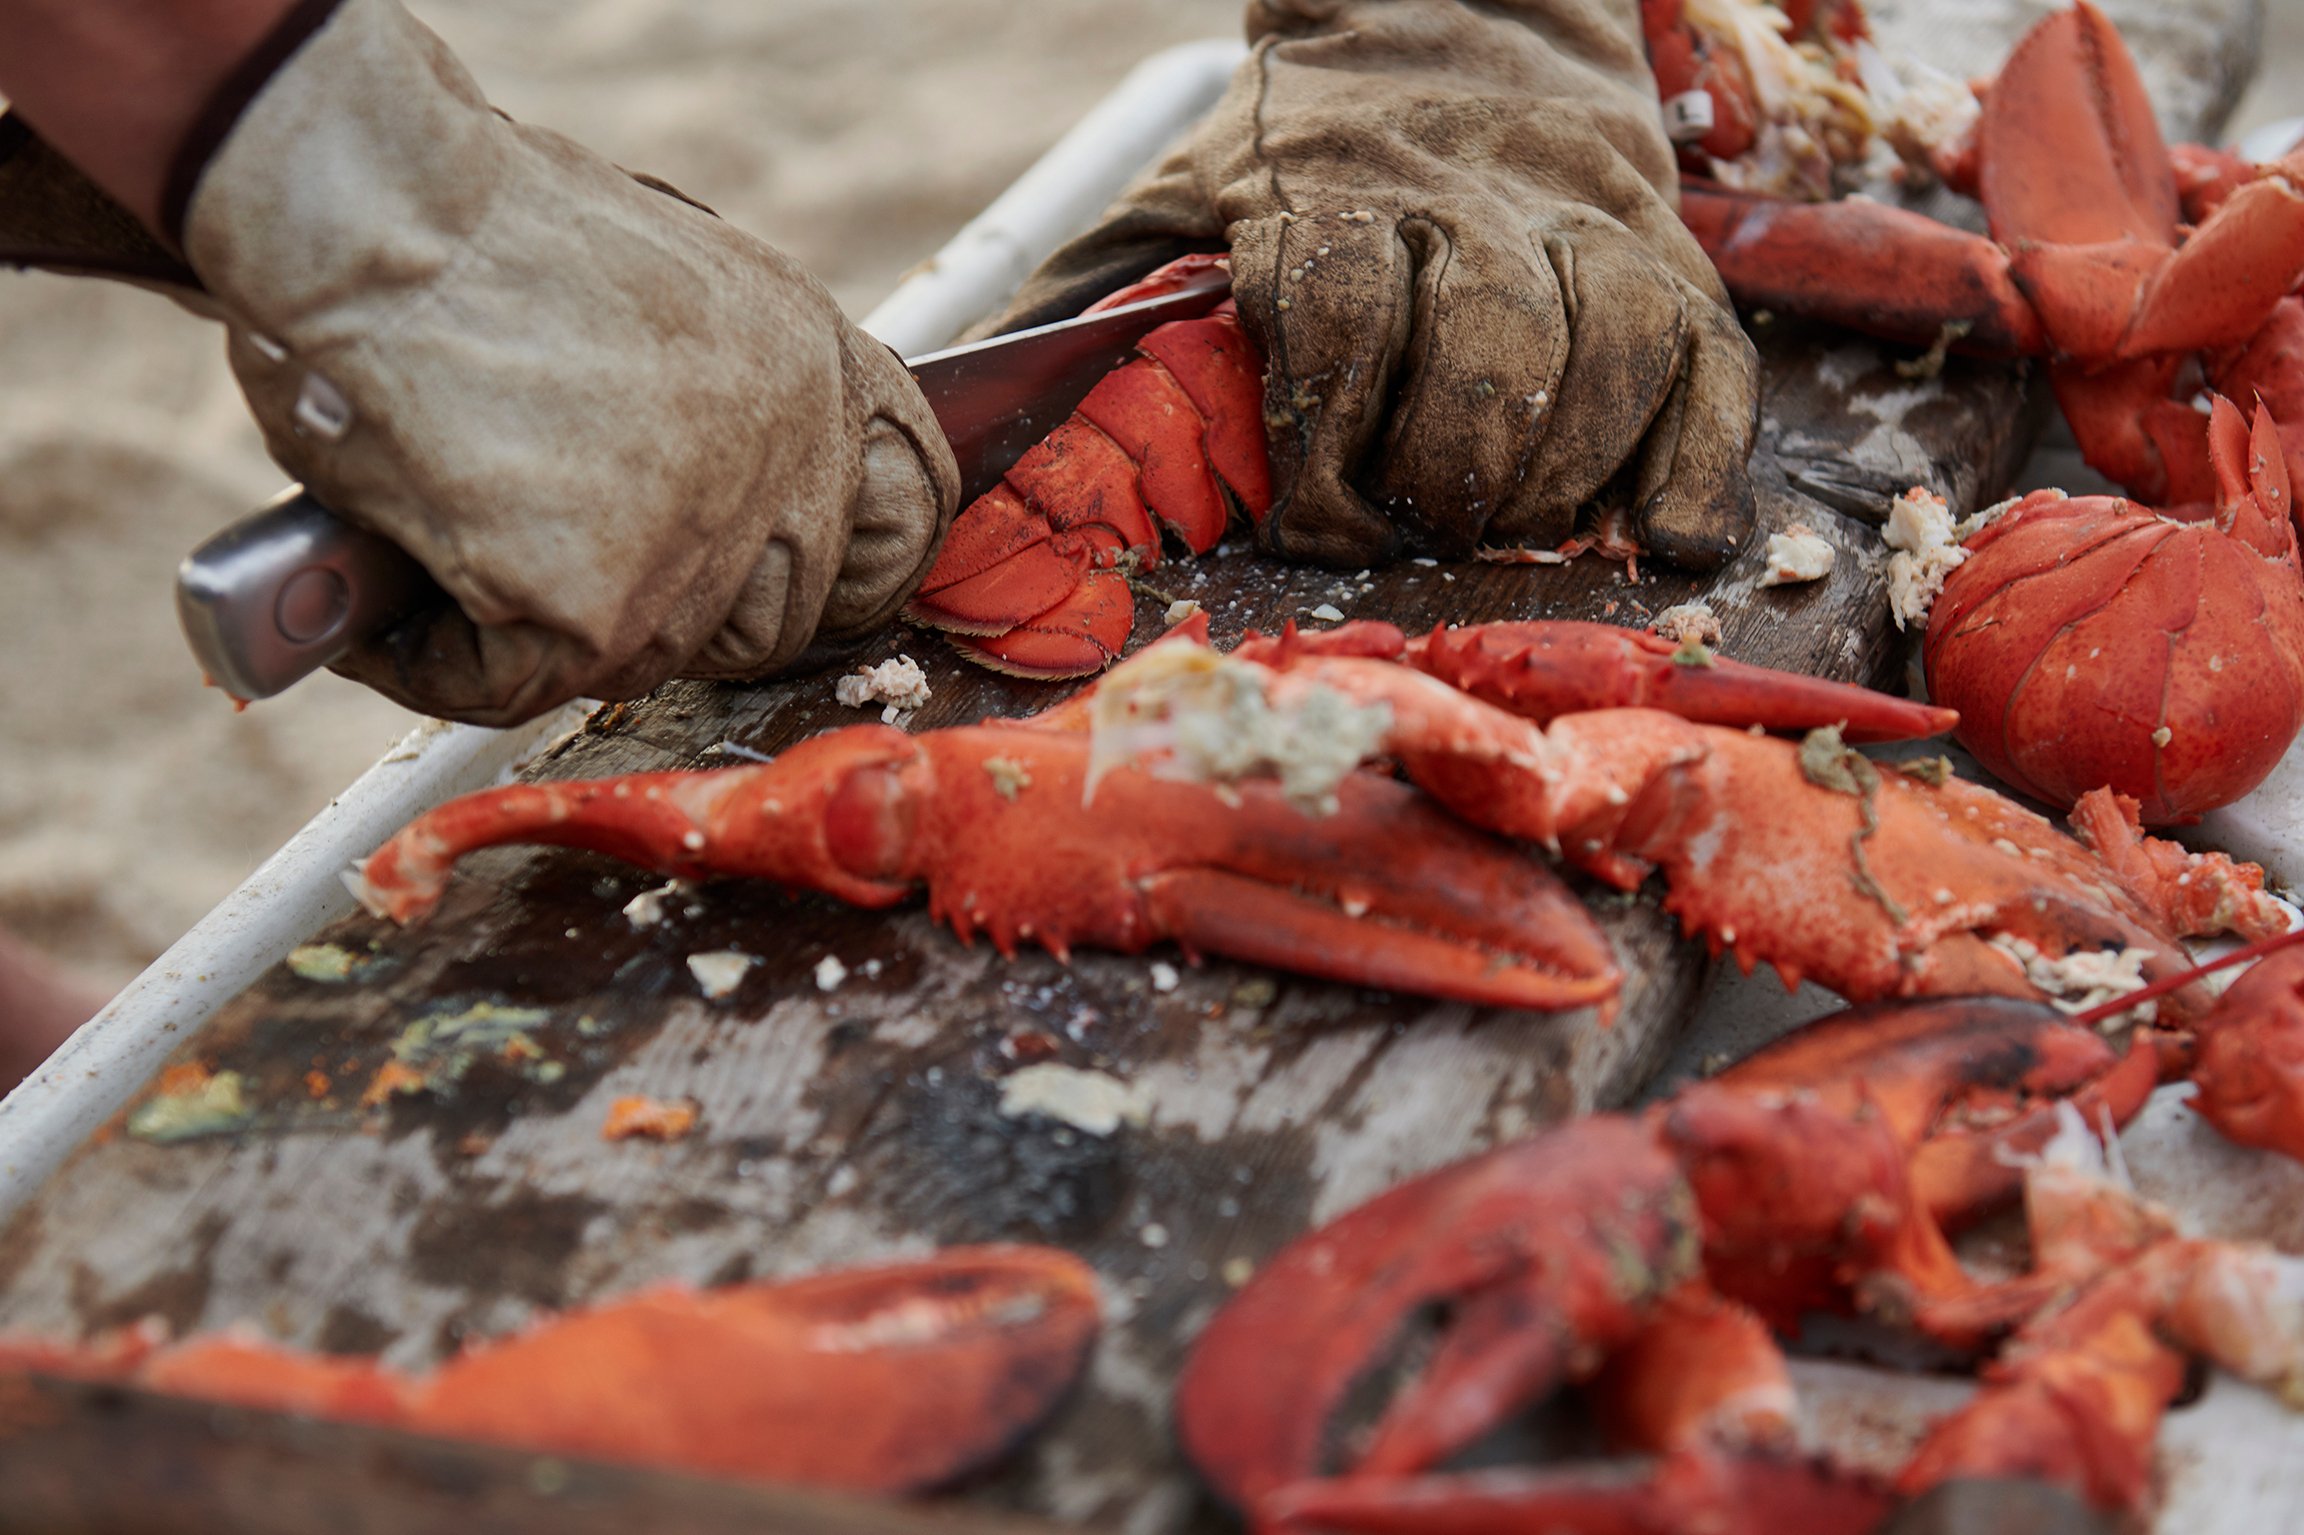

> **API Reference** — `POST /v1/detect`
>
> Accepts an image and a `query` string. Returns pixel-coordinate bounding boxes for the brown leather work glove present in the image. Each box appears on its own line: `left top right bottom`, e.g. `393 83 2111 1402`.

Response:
0 0 957 728
993 0 1758 570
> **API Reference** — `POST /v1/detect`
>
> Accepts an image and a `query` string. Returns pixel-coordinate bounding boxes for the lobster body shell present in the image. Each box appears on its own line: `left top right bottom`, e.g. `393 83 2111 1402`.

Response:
1922 405 2304 824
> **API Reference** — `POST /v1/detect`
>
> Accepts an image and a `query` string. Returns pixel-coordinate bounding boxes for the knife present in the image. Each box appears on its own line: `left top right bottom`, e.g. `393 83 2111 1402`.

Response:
174 260 1235 703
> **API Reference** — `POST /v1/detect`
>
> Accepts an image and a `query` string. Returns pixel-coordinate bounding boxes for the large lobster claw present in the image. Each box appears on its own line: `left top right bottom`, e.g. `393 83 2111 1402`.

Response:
1094 633 2270 1021
1174 1119 1699 1511
1982 3 2304 367
0 1246 1100 1494
1681 2 2304 514
355 720 1623 1013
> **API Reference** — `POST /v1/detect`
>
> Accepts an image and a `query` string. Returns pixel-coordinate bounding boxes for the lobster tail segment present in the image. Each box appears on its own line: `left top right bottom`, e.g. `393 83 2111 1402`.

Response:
910 256 1272 679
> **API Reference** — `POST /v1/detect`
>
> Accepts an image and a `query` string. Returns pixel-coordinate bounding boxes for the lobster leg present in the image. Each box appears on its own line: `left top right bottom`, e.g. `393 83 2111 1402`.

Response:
1234 619 1956 740
1678 180 2047 357
1400 620 1957 742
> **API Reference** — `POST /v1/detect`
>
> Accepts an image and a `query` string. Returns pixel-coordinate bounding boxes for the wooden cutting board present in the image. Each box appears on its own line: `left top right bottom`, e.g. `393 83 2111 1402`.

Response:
0 2 2260 1528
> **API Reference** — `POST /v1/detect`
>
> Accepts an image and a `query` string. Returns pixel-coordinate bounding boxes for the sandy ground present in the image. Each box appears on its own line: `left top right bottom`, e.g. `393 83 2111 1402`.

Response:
0 1 2297 1014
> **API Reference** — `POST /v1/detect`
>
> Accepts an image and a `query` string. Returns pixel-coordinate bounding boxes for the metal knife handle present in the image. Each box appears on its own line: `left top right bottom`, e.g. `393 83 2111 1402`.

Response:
175 488 439 702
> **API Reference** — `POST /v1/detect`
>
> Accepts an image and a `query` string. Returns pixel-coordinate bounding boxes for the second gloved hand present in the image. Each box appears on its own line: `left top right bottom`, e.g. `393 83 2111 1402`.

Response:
992 0 1759 571
174 0 958 726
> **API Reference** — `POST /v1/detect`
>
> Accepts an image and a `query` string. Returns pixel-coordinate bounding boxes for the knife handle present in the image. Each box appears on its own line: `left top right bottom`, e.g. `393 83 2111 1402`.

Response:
175 488 440 702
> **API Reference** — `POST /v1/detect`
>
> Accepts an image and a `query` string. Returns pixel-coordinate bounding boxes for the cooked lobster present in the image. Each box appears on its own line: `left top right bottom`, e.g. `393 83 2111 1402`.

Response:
0 1245 1099 1494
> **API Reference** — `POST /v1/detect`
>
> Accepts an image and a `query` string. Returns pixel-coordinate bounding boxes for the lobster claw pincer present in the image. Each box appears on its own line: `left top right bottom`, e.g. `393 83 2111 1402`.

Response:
1174 1120 1701 1512
354 721 1622 1013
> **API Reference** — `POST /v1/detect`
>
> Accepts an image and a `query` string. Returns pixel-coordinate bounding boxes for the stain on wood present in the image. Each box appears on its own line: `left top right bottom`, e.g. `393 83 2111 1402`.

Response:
0 2 2258 1528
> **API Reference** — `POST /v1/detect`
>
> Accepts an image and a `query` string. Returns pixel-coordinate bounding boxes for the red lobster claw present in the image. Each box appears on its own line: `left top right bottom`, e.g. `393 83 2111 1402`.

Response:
355 720 1623 1014
1137 633 2255 1017
1680 2 2304 512
0 1246 1100 1494
1174 1118 1700 1511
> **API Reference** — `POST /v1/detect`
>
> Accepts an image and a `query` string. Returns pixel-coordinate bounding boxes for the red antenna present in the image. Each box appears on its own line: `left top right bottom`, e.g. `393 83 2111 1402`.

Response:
2071 922 2304 1028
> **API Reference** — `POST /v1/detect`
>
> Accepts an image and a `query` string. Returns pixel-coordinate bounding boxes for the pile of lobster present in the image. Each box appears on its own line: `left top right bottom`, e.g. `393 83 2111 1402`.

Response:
913 0 2304 831
11 615 2304 1527
10 4 2304 1528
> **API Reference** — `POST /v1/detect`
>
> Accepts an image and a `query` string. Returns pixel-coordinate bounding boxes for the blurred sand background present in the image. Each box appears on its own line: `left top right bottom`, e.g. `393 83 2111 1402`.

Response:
0 1 2297 1015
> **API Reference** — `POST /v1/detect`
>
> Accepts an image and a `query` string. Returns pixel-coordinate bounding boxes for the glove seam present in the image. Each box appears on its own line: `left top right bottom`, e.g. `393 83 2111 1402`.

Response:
161 0 351 248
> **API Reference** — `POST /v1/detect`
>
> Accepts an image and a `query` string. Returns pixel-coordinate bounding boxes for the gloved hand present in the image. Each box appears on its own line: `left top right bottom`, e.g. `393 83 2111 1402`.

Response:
991 0 1758 570
7 0 958 727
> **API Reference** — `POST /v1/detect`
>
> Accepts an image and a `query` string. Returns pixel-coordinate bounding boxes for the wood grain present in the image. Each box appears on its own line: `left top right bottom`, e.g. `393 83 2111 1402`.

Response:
0 3 2260 1529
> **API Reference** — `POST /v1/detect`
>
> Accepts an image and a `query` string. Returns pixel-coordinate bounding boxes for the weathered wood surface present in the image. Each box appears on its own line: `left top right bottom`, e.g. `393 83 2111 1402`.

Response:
0 1372 1068 1535
0 2 2260 1530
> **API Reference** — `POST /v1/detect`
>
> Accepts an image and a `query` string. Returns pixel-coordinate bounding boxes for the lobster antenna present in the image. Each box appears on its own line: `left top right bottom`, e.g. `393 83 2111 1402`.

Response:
2071 922 2304 1027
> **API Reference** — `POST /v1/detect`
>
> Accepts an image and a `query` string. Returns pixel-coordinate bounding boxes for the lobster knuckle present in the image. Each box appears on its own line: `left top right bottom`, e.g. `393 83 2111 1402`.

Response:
2188 945 2304 1161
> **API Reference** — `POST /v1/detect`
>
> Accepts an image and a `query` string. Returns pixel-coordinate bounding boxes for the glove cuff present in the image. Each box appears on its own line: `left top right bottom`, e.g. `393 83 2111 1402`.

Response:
159 0 349 248
0 114 202 288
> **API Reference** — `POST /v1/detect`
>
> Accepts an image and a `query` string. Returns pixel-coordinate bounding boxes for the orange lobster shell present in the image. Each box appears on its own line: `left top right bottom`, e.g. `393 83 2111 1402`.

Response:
1923 400 2304 823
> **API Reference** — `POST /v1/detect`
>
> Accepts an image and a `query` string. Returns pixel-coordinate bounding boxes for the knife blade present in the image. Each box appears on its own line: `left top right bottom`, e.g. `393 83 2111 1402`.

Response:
174 261 1235 703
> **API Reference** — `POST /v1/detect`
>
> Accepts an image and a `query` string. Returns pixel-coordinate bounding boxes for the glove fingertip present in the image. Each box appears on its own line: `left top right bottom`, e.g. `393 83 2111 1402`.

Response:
1632 280 1762 570
1638 466 1756 572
